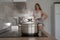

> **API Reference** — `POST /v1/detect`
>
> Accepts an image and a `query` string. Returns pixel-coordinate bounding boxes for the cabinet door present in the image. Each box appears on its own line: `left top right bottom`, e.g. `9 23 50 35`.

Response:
0 0 12 2
0 0 27 2
13 0 26 2
55 15 60 40
55 4 60 40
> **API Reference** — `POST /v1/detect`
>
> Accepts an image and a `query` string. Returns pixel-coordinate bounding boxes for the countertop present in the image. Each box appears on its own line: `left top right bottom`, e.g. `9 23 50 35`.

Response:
0 30 56 40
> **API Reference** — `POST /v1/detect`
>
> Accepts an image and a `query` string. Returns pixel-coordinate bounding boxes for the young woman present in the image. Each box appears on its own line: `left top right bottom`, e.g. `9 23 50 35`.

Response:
33 3 48 30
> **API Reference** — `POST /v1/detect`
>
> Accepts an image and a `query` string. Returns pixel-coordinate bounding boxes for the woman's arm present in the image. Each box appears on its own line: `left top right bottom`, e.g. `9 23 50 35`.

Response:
33 13 36 21
41 11 48 21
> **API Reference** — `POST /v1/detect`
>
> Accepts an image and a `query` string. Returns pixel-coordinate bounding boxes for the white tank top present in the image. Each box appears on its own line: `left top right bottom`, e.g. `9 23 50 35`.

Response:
34 11 42 19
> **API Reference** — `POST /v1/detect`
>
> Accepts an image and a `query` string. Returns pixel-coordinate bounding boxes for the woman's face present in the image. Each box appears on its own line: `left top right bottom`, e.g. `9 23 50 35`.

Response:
35 5 40 10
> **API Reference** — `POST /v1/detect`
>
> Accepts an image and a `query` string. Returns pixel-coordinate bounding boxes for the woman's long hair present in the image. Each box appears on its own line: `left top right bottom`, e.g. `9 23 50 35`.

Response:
35 3 42 10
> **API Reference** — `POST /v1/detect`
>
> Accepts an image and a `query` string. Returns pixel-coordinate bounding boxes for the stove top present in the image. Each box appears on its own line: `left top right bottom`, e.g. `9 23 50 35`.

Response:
0 30 47 38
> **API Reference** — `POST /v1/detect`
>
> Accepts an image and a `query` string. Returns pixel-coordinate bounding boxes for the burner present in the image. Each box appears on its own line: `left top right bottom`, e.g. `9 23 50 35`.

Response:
21 33 39 37
21 32 48 37
0 31 47 38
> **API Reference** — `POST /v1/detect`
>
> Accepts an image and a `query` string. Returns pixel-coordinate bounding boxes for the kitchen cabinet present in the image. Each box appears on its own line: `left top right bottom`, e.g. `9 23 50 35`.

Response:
13 0 26 2
0 0 13 2
54 3 60 40
0 0 26 2
51 3 60 40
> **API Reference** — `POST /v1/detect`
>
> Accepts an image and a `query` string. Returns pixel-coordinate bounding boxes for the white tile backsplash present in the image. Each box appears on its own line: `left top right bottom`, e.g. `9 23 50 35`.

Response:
0 2 26 29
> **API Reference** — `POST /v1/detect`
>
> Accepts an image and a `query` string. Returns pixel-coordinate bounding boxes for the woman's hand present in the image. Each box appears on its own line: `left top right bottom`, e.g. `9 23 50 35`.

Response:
38 24 44 30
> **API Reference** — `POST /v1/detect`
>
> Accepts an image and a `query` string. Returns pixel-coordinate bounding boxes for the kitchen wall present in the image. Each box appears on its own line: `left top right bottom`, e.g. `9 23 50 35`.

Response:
0 0 54 34
0 0 50 34
0 2 14 29
0 0 60 35
0 2 26 29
